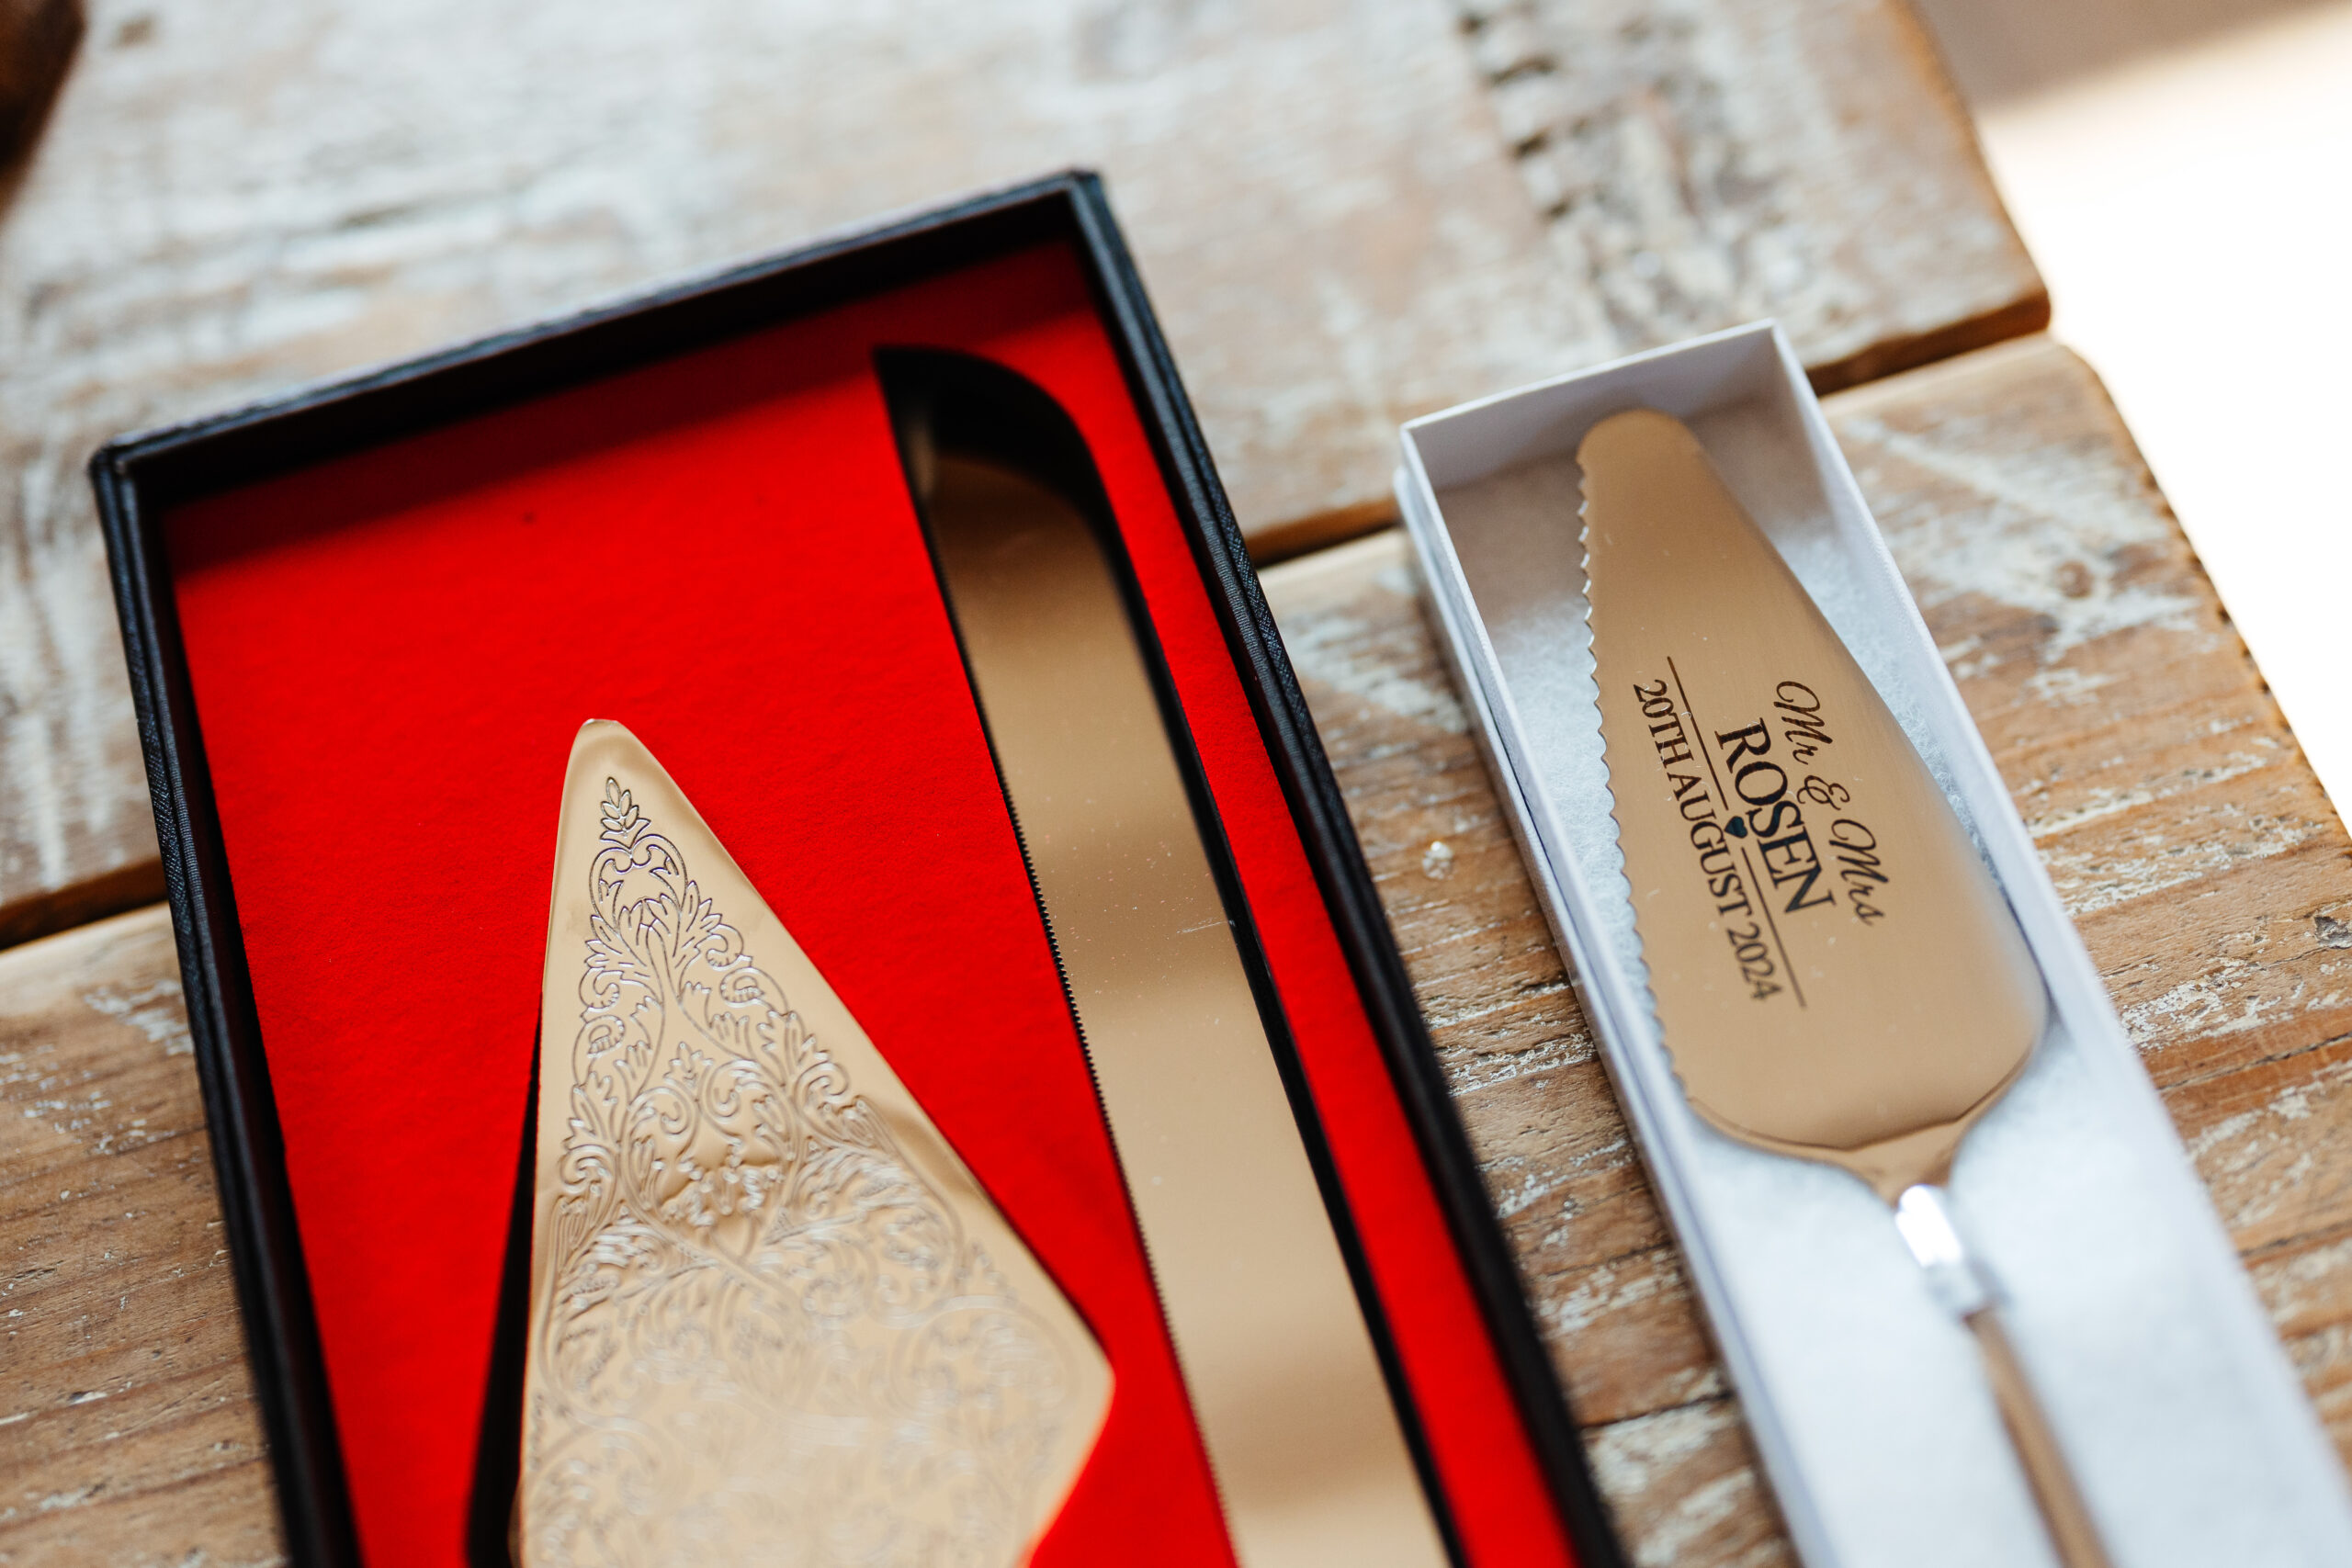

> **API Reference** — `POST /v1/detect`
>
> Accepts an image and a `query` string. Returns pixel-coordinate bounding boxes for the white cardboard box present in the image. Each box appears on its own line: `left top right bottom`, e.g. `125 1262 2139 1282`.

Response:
1394 321 2352 1567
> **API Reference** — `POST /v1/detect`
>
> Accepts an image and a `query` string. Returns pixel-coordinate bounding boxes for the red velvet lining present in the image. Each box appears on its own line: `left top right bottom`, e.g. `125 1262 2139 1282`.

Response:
164 243 1573 1568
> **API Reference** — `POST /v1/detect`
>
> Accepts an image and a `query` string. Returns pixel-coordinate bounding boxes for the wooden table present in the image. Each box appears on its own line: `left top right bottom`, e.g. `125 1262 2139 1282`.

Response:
0 0 2040 952
3 3 2344 1565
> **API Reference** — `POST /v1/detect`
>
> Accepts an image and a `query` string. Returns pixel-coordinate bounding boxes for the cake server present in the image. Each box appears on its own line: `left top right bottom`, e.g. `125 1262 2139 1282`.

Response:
1578 408 2109 1568
518 720 1111 1568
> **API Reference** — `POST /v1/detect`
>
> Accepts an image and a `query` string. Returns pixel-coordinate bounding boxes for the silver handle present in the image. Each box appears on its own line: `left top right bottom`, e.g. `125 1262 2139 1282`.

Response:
1895 1185 2113 1568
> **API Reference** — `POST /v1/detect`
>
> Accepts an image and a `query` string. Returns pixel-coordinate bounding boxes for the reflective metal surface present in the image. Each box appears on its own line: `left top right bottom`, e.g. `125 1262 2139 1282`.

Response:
1582 410 2109 1568
519 720 1109 1568
919 452 1450 1568
1903 1188 2112 1568
1893 1183 1996 1320
1579 407 2045 1201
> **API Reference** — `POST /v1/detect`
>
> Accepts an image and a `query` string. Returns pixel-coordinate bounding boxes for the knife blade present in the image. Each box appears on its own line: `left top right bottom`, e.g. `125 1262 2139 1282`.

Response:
1578 408 2109 1568
518 719 1111 1568
883 348 1454 1568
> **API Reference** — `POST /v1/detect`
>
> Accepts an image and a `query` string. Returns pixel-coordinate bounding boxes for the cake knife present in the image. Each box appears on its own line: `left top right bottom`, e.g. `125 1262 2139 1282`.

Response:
1578 409 2110 1568
883 349 1455 1568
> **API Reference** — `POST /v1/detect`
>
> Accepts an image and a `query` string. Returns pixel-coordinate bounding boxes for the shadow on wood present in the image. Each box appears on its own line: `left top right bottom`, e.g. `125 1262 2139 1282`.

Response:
0 0 79 198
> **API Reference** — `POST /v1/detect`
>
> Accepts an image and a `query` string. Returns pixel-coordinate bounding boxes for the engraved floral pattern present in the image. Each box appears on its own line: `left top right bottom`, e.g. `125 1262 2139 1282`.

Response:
522 779 1083 1568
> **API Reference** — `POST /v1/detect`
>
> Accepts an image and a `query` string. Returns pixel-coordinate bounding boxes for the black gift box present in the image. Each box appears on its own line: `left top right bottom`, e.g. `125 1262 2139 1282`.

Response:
91 174 1621 1568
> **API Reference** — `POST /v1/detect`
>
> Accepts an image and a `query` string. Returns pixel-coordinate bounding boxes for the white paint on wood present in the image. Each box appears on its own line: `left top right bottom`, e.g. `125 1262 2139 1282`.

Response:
0 0 2043 938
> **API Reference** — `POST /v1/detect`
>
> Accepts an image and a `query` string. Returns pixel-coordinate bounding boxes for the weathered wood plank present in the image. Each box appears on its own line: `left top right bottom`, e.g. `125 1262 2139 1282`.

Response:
0 0 1545 956
1261 334 2352 1559
1905 0 2320 106
0 0 2045 947
1455 0 2047 391
0 903 278 1566
1828 339 2352 1089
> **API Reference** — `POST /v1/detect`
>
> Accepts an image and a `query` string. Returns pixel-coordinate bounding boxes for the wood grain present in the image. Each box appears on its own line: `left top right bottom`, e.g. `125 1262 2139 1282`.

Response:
1905 0 2328 106
0 0 2046 948
1454 0 2047 392
1260 334 2352 1562
0 903 278 1567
